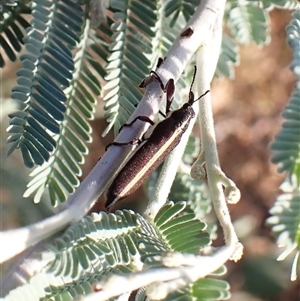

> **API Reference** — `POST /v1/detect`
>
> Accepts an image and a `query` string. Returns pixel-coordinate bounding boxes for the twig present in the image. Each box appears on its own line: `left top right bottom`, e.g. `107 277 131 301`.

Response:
143 104 199 221
75 243 237 301
190 6 243 260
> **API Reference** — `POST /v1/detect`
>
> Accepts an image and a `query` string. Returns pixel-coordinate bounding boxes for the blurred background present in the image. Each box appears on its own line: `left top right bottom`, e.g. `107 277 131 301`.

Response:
1 7 299 301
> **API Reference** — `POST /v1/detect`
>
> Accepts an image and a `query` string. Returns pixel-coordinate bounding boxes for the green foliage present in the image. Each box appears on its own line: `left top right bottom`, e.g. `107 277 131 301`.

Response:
261 0 300 10
0 0 31 67
22 16 113 205
5 1 115 204
2 203 229 301
6 0 83 168
164 0 200 27
102 0 161 135
4 0 272 167
268 9 300 281
215 34 239 79
4 0 279 204
139 202 228 300
270 89 300 176
169 136 211 219
46 210 139 278
165 277 230 301
140 202 210 261
3 210 139 301
227 3 270 45
267 180 300 281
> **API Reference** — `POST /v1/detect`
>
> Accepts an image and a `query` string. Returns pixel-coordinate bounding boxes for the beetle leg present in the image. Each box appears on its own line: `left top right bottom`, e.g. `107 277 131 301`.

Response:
156 57 165 69
165 79 175 114
107 116 154 151
105 138 141 151
149 70 165 91
150 71 175 115
119 116 155 133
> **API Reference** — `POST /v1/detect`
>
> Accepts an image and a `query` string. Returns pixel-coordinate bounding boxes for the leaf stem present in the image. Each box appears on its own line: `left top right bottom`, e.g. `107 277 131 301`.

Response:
191 7 242 260
143 104 199 220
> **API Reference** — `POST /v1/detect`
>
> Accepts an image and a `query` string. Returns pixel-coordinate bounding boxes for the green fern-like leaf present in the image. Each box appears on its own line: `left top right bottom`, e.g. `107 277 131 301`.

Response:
170 173 211 219
267 179 300 281
270 10 300 176
22 15 112 205
268 10 300 281
102 0 161 135
0 1 31 67
102 1 196 136
215 33 239 78
286 10 300 80
164 0 199 28
2 264 133 301
261 0 300 10
6 0 83 169
2 210 139 301
168 136 211 219
46 210 139 279
227 3 270 45
137 201 229 300
155 201 209 251
270 88 300 176
2 203 229 300
165 277 230 301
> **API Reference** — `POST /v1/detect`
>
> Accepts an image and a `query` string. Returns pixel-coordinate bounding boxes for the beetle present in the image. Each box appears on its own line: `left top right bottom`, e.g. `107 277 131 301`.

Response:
105 67 209 208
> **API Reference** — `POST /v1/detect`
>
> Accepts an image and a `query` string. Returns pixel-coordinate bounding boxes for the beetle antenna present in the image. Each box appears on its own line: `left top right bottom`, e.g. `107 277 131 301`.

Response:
189 66 209 104
193 90 210 103
188 66 197 103
190 66 197 94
